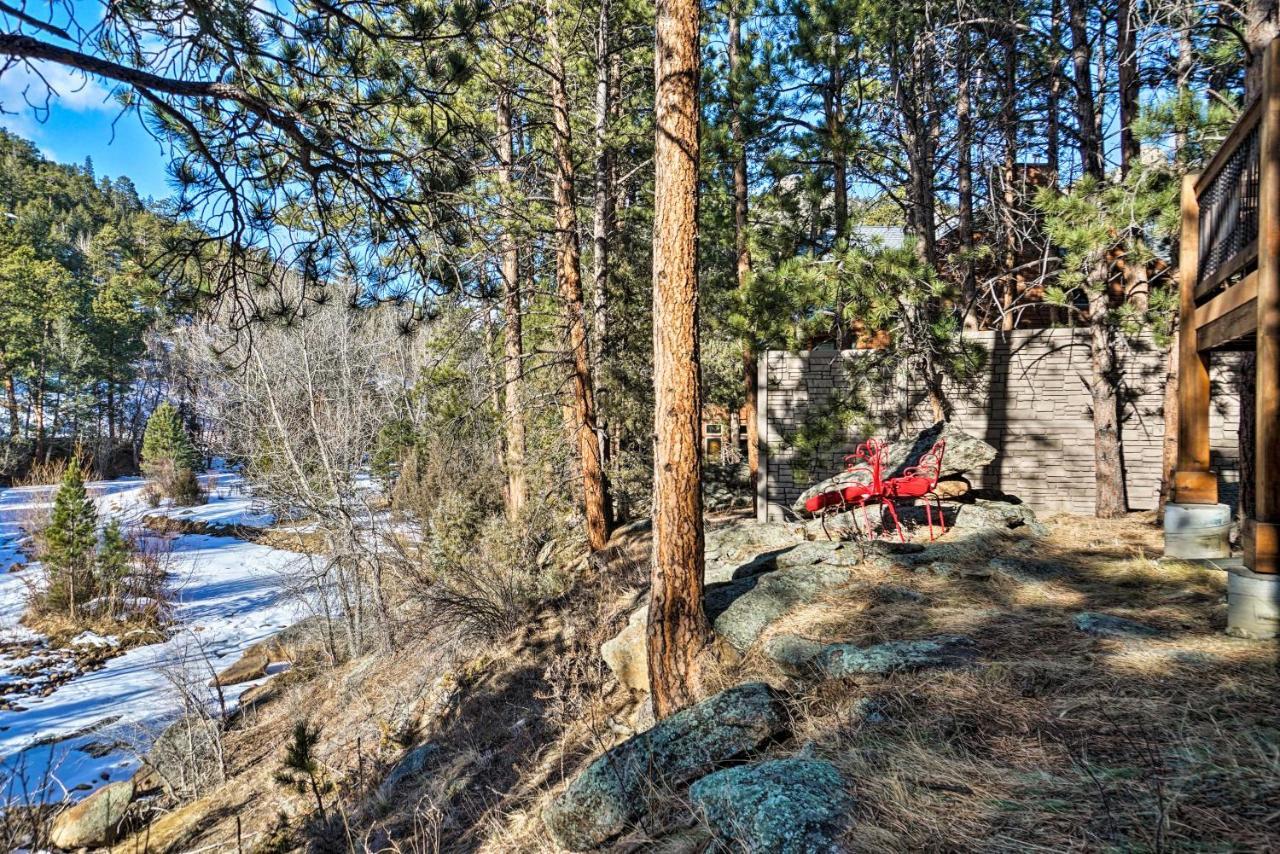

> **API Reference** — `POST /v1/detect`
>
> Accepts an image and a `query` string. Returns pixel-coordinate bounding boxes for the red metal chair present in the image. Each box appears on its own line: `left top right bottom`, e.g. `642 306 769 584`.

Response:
881 439 947 542
804 439 886 539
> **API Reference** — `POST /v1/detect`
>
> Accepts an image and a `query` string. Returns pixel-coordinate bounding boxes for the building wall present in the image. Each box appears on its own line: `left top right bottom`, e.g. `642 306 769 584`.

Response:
757 329 1244 521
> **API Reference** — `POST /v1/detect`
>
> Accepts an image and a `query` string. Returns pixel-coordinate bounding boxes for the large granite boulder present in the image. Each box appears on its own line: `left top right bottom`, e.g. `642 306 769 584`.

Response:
713 566 854 652
49 779 134 849
794 423 996 514
883 421 996 479
542 683 786 851
690 758 853 854
601 605 650 694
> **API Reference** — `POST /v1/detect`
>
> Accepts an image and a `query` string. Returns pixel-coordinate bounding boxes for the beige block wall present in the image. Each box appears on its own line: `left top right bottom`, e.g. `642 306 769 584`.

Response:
758 329 1244 521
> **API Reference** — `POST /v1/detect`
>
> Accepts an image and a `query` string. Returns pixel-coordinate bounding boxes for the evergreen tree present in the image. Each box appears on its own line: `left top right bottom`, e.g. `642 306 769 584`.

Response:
42 463 99 617
274 721 329 821
142 403 200 474
142 402 203 504
96 519 131 608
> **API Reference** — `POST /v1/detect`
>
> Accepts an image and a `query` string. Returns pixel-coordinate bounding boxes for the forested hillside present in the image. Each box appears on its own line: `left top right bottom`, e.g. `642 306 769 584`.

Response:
0 131 186 478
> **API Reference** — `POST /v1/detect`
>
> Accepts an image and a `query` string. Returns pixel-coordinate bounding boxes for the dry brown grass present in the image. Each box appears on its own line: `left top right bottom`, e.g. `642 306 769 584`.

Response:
110 512 1279 853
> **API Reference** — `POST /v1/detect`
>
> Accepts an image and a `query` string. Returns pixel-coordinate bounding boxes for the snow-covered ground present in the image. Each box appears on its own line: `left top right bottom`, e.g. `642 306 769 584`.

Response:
0 472 306 804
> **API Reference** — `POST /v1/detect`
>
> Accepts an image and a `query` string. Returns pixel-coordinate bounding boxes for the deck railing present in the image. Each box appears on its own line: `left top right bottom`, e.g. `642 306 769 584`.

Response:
1196 99 1261 301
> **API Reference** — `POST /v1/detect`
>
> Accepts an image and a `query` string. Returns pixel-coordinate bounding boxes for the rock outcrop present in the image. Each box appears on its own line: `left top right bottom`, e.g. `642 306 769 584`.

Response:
1073 612 1161 638
542 683 786 851
713 565 855 652
807 635 977 678
690 757 853 854
49 779 134 849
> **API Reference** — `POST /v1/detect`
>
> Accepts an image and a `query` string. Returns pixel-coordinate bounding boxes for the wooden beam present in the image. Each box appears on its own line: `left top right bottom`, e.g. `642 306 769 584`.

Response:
1253 39 1280 574
1173 173 1217 504
1198 298 1259 352
1196 271 1258 330
1195 272 1259 351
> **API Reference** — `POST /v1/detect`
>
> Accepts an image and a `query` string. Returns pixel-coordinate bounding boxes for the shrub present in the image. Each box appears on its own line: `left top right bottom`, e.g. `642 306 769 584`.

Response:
29 467 172 625
142 403 204 505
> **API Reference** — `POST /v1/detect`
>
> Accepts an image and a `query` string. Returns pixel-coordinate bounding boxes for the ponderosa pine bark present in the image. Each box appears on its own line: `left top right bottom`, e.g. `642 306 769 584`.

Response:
1088 266 1127 517
545 0 609 552
592 0 614 383
728 1 758 510
496 87 528 520
1067 0 1103 180
957 26 976 329
648 0 713 719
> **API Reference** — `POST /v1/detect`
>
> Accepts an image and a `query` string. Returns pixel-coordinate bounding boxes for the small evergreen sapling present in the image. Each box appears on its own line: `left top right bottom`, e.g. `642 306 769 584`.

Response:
41 463 99 617
275 721 330 821
96 519 131 615
141 403 204 505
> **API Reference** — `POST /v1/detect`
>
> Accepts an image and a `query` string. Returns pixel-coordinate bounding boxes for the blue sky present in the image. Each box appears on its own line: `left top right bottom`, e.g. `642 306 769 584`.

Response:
0 62 173 202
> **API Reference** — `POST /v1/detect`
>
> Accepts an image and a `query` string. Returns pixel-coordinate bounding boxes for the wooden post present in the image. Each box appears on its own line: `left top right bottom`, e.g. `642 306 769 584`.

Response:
1249 40 1280 574
1172 173 1219 504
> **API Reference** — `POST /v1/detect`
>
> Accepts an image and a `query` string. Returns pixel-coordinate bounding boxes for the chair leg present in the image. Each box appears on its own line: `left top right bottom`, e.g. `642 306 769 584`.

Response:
934 494 947 536
924 501 935 541
861 502 877 541
883 500 905 542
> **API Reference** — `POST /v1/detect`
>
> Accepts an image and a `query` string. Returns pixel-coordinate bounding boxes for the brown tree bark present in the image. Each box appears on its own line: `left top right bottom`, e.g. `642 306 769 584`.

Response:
728 1 759 511
1117 0 1140 175
648 0 714 719
1088 269 1127 517
496 88 528 520
1000 30 1019 332
1046 0 1063 183
592 0 614 384
545 0 609 551
1067 0 1104 180
957 26 977 329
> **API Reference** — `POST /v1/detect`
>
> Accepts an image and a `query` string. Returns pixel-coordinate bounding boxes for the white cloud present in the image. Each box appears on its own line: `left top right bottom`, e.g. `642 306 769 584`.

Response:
0 59 115 117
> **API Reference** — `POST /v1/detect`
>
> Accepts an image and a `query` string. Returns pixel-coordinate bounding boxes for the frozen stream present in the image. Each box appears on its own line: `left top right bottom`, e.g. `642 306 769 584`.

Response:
0 473 305 804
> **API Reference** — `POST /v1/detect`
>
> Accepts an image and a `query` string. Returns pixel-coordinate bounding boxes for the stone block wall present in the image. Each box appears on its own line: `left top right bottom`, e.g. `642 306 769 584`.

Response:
757 329 1244 520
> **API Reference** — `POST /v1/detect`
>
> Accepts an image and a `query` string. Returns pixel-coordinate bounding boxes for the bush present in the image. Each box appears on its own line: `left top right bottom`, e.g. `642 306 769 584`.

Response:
29 466 172 625
142 403 204 505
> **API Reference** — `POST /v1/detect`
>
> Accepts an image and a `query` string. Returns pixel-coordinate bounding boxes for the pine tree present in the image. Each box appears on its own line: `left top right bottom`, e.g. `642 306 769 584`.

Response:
274 721 329 821
142 402 203 504
96 519 131 612
42 463 99 617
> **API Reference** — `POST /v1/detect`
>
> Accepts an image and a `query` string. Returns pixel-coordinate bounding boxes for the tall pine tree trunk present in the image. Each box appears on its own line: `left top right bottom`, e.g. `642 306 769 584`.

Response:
496 87 528 520
1000 30 1019 332
545 0 609 552
1117 0 1140 173
592 0 614 384
1088 268 1127 517
957 27 977 329
1046 0 1063 182
728 1 759 510
648 0 713 718
1068 0 1104 180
